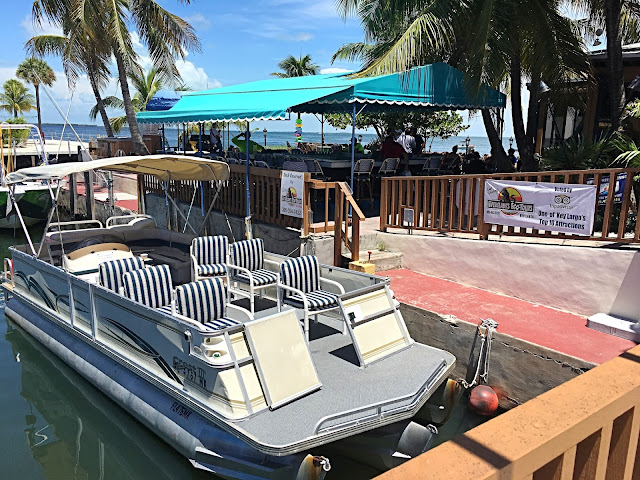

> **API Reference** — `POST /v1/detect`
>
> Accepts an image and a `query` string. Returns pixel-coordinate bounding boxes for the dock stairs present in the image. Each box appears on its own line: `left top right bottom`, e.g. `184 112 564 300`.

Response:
340 232 403 272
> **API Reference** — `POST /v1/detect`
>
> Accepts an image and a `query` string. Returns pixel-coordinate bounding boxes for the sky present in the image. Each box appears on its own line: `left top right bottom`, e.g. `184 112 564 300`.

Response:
0 0 523 137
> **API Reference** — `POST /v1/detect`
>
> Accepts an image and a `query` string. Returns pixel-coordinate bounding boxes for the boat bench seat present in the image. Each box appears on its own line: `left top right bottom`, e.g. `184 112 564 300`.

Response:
99 257 146 293
123 264 173 310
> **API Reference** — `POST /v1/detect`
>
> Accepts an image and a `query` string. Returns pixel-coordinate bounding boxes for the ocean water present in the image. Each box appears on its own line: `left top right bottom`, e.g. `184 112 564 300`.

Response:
40 123 513 156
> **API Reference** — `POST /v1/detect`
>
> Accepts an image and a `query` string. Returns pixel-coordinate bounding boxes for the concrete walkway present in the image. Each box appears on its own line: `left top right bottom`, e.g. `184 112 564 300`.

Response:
383 268 636 364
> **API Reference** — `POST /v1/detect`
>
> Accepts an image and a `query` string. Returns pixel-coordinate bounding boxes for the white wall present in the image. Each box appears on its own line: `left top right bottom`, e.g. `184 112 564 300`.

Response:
378 232 640 320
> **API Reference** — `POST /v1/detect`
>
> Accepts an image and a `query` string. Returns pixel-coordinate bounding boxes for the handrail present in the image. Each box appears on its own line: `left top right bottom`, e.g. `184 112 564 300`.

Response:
314 360 446 434
47 219 104 232
334 182 364 265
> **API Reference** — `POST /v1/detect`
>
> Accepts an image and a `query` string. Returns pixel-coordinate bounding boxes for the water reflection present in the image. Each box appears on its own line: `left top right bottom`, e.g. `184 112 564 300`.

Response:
4 315 213 480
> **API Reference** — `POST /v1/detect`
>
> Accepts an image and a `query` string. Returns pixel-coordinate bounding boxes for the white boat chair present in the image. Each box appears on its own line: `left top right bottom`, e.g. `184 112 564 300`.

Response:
123 264 175 315
99 257 146 294
277 255 345 339
191 236 228 282
227 239 280 313
175 278 252 330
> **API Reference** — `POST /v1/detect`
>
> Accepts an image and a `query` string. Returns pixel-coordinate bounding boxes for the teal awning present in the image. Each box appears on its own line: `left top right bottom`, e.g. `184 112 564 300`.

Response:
137 63 506 124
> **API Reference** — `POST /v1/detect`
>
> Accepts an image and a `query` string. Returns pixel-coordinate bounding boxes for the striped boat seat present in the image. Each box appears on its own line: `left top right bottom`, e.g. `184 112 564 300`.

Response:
234 269 279 286
197 264 227 276
192 236 228 278
280 256 338 310
230 238 264 272
123 265 173 309
285 290 339 311
280 256 320 300
99 257 146 293
176 278 239 330
157 305 173 315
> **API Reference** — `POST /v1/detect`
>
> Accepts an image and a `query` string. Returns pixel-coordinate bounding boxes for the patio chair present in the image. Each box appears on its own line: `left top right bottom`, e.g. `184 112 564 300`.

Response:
123 264 174 315
304 158 326 181
277 255 345 339
175 278 252 330
254 160 270 169
422 156 442 176
353 158 375 203
99 257 146 294
378 157 400 177
191 236 228 282
227 238 280 313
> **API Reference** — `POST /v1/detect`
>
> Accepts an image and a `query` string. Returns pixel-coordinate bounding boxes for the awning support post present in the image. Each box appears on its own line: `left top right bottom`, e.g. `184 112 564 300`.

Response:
198 122 203 157
350 103 357 191
245 121 252 239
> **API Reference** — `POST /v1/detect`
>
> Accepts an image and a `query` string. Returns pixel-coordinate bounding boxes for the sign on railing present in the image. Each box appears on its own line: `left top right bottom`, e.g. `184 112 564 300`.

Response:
484 180 597 236
280 171 305 218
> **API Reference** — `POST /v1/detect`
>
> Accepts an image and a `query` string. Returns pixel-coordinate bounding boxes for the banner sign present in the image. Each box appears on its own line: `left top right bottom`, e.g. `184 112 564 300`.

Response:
484 180 597 236
587 173 626 205
280 171 304 218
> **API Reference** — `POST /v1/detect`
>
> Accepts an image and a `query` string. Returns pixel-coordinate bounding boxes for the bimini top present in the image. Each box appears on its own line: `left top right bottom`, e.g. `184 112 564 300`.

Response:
137 63 506 124
5 155 230 184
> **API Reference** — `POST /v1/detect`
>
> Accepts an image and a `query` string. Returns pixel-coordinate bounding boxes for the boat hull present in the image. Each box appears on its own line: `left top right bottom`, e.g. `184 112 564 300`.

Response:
0 186 52 229
4 294 320 480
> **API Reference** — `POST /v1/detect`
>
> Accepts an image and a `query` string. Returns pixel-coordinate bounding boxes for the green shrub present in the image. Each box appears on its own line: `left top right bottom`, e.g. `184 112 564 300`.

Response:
1 117 30 145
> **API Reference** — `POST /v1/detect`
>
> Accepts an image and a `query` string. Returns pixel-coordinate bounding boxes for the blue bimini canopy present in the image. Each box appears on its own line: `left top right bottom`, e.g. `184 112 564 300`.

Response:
145 89 183 111
137 63 506 125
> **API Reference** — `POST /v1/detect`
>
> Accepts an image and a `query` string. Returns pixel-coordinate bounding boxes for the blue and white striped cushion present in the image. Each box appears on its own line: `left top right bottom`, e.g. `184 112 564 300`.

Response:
123 265 173 309
205 318 240 330
285 290 339 311
176 278 226 323
230 238 264 272
99 257 146 292
192 236 228 265
234 269 278 286
197 264 227 276
157 305 173 315
280 256 320 300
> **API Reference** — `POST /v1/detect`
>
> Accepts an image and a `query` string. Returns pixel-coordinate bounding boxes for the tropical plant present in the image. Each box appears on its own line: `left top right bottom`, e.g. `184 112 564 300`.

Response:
1 117 31 144
541 135 612 170
90 68 167 133
16 58 56 133
0 79 35 118
27 0 115 136
32 0 200 153
271 54 320 78
332 0 590 172
610 134 640 166
572 0 640 129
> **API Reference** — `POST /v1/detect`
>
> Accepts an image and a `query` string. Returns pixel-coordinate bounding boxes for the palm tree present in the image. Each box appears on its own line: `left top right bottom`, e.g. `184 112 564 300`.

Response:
572 0 640 129
27 0 115 136
271 54 320 78
0 79 36 118
332 0 590 171
16 58 56 134
90 68 167 133
32 0 201 154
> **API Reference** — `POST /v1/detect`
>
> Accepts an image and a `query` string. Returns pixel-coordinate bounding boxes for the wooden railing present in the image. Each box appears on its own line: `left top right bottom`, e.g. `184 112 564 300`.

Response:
144 165 310 231
376 344 640 480
334 182 364 265
307 180 337 234
380 168 640 242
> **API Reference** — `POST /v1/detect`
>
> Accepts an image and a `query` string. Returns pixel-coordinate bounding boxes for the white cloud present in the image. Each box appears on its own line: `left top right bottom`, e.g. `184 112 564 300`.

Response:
294 32 313 42
320 67 353 74
20 15 62 38
175 59 221 90
185 13 211 31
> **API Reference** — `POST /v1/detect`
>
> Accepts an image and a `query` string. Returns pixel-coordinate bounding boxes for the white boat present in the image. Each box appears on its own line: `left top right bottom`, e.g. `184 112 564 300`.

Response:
1 155 456 479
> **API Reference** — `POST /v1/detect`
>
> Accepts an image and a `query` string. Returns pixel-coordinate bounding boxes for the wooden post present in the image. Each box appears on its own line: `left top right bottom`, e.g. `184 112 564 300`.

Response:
303 175 311 236
380 178 388 232
83 171 94 220
478 178 488 239
69 174 76 218
334 187 343 267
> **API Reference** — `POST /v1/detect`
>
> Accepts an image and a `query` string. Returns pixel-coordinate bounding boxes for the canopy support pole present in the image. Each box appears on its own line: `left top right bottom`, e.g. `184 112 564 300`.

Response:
36 181 61 259
197 186 223 235
245 122 252 239
198 122 203 157
161 124 166 153
161 182 198 235
9 186 36 255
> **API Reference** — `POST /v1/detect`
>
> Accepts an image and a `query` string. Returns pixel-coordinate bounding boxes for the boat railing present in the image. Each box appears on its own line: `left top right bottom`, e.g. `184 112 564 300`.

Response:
313 359 447 435
48 219 104 232
105 214 156 228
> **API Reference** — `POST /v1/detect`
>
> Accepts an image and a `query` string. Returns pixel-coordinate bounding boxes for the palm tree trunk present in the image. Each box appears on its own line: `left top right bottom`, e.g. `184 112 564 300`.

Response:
35 84 42 133
481 109 506 170
604 0 624 129
114 50 148 154
87 65 114 138
510 51 532 171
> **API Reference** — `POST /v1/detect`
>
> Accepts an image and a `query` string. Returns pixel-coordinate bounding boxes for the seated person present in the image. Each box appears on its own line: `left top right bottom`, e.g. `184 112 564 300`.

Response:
464 151 485 174
507 148 519 171
442 145 462 174
351 138 365 154
380 131 408 166
410 127 424 156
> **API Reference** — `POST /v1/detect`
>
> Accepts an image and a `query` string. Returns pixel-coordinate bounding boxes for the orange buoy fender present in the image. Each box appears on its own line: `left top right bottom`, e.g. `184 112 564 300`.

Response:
469 385 499 416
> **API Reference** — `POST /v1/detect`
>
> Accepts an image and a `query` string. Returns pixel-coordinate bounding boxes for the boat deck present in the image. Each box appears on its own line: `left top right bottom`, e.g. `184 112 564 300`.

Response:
231 305 455 450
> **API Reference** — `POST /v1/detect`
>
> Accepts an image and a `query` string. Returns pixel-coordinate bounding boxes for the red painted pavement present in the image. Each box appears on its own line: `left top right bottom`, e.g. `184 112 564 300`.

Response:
383 268 636 364
74 182 139 211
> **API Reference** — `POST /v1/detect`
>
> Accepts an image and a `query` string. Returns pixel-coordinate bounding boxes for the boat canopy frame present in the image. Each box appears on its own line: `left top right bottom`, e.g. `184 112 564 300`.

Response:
6 155 231 257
